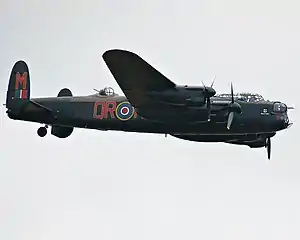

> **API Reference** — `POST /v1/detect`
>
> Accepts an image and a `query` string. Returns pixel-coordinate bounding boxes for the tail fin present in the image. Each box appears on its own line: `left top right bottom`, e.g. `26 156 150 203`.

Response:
6 60 30 108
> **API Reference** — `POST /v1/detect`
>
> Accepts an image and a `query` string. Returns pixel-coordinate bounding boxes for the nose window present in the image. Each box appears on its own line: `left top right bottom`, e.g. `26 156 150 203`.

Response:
273 102 287 112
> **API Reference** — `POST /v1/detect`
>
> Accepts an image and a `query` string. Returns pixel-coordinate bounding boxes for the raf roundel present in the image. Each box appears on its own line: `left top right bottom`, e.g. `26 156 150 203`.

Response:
115 101 135 121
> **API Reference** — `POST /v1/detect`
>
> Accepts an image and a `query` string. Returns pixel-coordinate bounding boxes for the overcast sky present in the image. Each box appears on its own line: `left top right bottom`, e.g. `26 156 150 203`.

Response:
0 0 299 239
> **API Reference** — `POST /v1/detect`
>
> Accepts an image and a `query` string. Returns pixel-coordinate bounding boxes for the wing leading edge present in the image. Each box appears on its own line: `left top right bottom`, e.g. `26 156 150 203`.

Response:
102 49 176 107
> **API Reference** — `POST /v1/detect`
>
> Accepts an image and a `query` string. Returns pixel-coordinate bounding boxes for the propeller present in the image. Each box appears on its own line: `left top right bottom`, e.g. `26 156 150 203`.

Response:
210 76 216 88
265 137 271 160
226 82 242 130
201 76 216 121
227 112 234 130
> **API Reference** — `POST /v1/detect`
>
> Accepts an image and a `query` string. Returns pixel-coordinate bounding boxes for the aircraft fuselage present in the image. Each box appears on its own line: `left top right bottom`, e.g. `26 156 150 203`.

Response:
7 94 289 136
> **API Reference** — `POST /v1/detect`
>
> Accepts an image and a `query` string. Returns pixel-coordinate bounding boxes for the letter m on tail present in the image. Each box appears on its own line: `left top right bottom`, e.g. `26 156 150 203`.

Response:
15 72 28 99
6 60 31 108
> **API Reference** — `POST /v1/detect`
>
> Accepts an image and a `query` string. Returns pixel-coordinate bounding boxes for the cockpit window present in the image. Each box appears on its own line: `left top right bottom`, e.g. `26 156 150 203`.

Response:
216 92 264 102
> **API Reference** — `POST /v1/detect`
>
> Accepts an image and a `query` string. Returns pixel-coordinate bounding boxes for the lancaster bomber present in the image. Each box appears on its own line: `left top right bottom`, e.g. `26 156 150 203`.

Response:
5 49 294 159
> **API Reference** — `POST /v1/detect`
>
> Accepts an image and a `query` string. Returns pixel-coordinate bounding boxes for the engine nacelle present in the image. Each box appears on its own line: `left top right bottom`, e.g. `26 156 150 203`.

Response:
51 125 74 138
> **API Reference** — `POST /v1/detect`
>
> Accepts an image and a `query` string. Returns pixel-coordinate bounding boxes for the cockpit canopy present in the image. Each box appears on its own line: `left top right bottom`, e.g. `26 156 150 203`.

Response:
216 92 264 103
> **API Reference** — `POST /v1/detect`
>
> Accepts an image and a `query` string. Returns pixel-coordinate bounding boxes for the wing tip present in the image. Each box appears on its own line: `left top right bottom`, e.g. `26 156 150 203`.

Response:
102 49 136 59
102 49 119 57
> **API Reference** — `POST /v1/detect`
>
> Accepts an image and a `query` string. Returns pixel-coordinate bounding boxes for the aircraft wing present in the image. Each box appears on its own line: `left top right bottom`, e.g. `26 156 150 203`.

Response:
102 49 176 108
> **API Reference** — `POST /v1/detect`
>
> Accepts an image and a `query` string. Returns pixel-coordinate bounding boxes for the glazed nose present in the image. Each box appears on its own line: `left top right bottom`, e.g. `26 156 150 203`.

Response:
275 114 289 130
283 114 293 128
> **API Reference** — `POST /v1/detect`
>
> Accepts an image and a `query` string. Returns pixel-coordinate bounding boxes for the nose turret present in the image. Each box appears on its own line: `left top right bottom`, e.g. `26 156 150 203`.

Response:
272 101 293 131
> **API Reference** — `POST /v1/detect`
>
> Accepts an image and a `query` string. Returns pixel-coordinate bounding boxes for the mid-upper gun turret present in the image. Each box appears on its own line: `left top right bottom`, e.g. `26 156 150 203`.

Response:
93 87 118 97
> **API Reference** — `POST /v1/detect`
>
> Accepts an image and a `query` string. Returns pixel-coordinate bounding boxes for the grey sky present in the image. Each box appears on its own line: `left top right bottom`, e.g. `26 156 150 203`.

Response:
0 0 299 239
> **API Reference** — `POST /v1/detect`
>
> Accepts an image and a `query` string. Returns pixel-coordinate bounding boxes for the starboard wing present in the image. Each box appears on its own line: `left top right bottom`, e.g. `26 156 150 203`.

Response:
102 49 176 108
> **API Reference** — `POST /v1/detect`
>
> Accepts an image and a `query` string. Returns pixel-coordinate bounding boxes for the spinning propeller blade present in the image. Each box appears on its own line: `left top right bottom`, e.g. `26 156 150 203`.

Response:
227 82 235 129
227 112 234 130
226 82 242 130
211 76 216 88
230 82 234 103
266 137 271 160
201 81 207 91
201 77 216 121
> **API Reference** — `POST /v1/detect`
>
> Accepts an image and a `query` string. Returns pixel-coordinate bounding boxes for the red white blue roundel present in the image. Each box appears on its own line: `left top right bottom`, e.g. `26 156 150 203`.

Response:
115 101 135 121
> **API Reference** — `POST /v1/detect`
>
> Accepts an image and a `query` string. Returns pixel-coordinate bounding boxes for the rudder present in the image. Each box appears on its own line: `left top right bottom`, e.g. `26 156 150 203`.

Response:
6 60 30 108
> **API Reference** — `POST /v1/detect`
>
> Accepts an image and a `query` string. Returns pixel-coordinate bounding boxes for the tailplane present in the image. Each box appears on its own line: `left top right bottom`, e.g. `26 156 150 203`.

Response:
6 60 30 108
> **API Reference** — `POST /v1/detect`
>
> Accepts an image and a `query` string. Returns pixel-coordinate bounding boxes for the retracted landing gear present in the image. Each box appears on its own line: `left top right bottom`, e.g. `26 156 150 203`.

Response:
37 125 48 137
